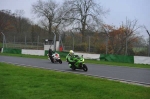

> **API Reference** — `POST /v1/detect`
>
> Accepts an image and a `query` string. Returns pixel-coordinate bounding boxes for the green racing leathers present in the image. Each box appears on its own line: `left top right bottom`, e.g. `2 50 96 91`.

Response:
66 54 77 68
66 54 83 68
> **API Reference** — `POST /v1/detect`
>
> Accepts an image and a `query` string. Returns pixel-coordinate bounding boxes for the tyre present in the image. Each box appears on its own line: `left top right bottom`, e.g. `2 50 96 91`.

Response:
59 59 62 64
83 64 88 72
50 56 54 63
51 59 54 63
71 65 76 70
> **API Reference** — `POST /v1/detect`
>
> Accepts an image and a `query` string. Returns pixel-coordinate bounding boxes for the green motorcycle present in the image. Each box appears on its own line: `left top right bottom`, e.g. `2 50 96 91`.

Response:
67 55 88 72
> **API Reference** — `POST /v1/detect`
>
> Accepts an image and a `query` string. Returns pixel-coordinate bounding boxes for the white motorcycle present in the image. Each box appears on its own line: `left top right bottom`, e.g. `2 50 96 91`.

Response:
47 52 62 64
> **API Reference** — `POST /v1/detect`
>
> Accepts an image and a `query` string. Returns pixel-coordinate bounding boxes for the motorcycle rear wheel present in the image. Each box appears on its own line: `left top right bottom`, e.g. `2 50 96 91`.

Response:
71 65 76 70
50 56 54 63
59 59 62 64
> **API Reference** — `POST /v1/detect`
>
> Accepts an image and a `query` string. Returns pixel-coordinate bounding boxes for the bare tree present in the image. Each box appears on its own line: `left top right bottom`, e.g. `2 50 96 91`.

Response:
62 0 108 42
122 18 141 55
32 0 64 39
12 10 32 41
13 10 25 34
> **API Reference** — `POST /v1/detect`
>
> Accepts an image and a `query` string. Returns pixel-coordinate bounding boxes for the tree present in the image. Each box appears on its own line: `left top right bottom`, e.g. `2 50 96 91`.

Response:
0 10 14 32
11 10 33 42
31 25 36 42
32 0 64 39
121 18 141 55
62 0 108 42
132 36 147 56
102 21 141 55
13 10 24 34
0 10 19 42
102 24 114 54
30 24 47 43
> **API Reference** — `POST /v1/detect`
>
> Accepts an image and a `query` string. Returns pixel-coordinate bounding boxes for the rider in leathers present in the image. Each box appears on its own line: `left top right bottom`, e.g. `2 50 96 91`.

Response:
66 50 76 68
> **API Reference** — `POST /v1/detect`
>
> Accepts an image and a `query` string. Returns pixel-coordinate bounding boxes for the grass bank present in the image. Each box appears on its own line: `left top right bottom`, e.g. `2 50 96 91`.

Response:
0 62 150 99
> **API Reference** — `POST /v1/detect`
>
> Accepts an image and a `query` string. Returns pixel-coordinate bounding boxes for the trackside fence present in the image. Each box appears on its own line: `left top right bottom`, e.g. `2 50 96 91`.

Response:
1 48 150 65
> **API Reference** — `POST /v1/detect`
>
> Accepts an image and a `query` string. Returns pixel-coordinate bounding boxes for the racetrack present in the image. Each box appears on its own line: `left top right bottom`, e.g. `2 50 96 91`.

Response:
0 55 150 86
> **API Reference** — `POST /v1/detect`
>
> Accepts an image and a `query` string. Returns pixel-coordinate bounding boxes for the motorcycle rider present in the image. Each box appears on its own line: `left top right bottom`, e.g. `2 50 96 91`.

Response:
66 50 76 68
48 48 54 60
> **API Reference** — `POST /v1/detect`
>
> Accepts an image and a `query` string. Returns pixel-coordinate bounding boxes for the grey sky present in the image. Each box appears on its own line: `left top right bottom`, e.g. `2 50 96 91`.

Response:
0 0 149 38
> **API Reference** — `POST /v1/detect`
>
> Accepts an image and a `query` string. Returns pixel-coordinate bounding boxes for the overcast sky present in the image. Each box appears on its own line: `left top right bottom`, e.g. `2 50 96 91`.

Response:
0 0 149 39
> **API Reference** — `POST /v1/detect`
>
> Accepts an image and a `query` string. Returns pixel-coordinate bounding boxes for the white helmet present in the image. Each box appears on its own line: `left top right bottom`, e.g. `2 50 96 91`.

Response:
69 50 74 56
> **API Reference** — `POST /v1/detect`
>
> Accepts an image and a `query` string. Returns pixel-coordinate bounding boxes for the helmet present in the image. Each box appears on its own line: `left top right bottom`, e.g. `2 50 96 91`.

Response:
69 50 74 56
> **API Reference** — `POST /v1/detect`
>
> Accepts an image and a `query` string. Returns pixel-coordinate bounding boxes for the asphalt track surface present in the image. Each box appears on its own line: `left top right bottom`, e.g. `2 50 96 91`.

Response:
0 56 150 86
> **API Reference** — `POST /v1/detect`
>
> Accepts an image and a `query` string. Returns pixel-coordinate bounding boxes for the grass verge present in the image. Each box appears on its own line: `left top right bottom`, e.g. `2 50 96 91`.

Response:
0 53 150 69
0 62 150 99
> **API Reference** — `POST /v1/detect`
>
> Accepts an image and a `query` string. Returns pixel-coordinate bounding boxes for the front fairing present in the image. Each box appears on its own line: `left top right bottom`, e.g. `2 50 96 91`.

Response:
74 56 85 66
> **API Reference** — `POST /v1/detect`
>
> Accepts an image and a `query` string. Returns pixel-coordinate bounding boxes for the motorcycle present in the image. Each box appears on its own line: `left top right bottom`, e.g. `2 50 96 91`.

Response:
47 53 62 64
67 55 88 72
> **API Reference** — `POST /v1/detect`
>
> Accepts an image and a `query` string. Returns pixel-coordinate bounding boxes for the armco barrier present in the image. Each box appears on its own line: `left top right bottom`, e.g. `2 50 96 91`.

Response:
3 48 21 54
44 51 100 59
75 52 100 59
2 48 149 65
134 56 150 65
100 54 134 63
44 50 68 57
22 49 44 56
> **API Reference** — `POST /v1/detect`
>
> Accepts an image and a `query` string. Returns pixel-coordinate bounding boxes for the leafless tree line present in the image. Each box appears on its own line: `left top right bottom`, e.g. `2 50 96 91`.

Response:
0 0 149 56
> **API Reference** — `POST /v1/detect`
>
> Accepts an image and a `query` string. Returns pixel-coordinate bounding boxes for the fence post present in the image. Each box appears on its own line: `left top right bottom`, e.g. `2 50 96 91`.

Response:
70 31 74 51
14 36 15 48
149 36 150 56
58 32 64 51
88 36 90 52
143 26 150 56
1 32 6 49
125 37 128 55
147 32 150 56
52 32 56 51
37 36 39 50
106 36 108 54
102 26 109 54
59 33 60 48
73 36 74 51
25 35 26 49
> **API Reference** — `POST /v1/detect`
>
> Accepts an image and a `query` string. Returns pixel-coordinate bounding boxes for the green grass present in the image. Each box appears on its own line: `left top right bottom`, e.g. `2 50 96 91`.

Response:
1 53 150 69
0 53 47 59
0 62 150 99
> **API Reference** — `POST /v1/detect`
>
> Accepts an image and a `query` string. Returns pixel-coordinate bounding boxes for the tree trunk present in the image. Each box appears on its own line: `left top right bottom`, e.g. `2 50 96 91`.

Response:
81 19 86 43
49 18 52 39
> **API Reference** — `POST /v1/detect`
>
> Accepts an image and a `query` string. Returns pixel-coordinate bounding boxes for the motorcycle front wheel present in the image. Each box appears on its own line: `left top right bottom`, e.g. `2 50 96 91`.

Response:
83 64 88 72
